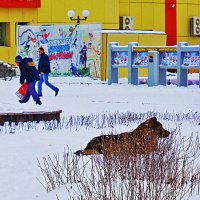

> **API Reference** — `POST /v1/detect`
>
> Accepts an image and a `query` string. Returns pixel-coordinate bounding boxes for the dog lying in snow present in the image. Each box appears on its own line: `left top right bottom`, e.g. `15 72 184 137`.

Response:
74 117 170 156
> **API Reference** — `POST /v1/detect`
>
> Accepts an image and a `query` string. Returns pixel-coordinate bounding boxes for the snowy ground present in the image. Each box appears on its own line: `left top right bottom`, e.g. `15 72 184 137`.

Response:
0 75 200 200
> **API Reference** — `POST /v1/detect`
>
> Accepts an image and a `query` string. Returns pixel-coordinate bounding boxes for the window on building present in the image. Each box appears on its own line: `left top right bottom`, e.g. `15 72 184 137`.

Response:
17 22 28 26
0 23 6 46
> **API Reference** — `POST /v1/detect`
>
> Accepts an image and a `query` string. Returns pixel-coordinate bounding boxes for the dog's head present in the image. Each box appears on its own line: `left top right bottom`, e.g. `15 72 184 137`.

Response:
144 117 170 138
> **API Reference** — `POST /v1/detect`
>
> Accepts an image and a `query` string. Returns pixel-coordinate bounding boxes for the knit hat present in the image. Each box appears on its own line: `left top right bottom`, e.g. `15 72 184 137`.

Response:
15 55 22 63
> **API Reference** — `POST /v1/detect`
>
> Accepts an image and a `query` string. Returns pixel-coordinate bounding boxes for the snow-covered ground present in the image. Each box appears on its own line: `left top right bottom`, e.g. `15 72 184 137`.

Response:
0 75 200 200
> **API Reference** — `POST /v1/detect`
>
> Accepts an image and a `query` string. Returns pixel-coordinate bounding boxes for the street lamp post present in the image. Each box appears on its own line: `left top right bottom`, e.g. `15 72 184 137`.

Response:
67 10 90 24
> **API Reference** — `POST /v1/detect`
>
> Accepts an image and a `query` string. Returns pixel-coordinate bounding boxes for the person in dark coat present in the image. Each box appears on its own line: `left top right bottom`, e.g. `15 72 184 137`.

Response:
15 55 42 105
37 47 59 97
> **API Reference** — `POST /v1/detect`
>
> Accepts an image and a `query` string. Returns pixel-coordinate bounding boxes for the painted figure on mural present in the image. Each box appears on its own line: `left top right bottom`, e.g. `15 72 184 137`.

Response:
80 42 88 69
86 31 101 78
87 42 99 77
72 30 78 48
70 60 78 76
88 32 94 42
68 24 78 38
15 55 42 105
19 29 36 56
37 47 59 97
25 32 31 51
39 29 50 44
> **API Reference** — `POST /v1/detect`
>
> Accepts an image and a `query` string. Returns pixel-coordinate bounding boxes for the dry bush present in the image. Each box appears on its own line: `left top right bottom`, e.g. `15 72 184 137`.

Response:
37 126 200 200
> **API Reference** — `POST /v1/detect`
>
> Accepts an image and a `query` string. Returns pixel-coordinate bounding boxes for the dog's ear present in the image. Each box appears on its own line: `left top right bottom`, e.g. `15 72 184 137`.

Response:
151 117 157 122
145 117 157 126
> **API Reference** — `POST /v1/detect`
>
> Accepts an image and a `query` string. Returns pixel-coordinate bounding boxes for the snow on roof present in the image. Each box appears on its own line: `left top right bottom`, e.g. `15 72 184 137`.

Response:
101 29 166 35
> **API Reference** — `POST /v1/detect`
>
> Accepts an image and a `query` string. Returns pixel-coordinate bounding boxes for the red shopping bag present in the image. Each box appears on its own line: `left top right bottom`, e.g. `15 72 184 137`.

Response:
16 83 28 100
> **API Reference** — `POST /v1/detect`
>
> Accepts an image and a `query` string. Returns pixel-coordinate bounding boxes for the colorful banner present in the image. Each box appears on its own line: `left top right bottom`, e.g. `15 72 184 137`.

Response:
0 0 40 8
17 24 101 78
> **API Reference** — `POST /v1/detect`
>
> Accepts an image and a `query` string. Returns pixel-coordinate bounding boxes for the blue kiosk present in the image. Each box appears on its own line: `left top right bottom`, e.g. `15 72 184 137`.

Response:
108 41 200 88
108 42 138 85
177 42 200 87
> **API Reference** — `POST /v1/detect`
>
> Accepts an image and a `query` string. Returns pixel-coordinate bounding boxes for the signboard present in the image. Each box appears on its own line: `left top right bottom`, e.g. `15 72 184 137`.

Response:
132 52 148 66
17 24 102 78
112 51 128 65
160 52 177 66
182 52 200 67
0 0 40 8
132 47 176 52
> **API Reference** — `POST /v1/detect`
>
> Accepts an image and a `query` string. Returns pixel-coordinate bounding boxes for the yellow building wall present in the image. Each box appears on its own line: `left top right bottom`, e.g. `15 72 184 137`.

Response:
119 0 165 31
177 0 200 44
0 0 200 74
0 46 9 62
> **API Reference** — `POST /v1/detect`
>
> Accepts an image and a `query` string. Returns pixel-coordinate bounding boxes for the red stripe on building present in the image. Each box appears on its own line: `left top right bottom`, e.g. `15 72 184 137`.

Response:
165 0 177 45
0 0 40 8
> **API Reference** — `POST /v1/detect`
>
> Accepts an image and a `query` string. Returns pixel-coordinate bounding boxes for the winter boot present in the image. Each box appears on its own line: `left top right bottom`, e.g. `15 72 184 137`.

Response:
55 88 59 96
19 100 26 104
36 100 42 105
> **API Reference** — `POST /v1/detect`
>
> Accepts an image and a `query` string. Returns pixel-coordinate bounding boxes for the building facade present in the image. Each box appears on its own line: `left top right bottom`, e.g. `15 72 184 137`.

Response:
0 0 200 63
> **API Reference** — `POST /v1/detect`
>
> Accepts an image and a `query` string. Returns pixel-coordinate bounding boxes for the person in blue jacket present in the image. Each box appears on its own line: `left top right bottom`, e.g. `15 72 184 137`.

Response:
15 55 42 105
37 47 59 97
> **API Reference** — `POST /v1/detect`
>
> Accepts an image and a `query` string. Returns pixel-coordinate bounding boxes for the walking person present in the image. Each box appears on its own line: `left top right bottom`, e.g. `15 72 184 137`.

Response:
38 47 59 96
15 55 42 105
37 47 59 97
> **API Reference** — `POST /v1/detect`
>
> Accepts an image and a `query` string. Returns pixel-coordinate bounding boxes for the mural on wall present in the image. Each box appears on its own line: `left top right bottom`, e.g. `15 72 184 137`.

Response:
17 24 101 78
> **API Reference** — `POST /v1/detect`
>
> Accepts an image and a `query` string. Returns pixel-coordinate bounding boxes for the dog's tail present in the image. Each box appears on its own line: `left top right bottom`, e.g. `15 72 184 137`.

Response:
74 149 100 156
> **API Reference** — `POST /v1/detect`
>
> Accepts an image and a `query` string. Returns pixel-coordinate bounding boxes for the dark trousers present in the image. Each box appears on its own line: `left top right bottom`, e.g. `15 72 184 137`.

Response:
23 82 40 102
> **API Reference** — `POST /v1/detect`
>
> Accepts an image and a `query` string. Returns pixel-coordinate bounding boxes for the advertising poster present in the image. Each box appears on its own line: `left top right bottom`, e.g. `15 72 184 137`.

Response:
133 52 148 66
182 52 200 67
112 51 128 65
17 24 101 78
160 52 177 66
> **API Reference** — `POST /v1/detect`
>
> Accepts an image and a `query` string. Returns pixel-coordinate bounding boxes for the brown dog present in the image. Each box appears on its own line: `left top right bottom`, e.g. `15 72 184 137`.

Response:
74 117 170 156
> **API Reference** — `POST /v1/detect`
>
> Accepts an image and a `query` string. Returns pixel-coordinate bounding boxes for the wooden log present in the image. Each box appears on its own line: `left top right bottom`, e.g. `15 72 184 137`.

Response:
0 110 62 125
